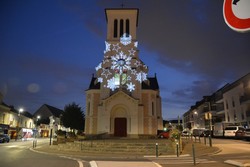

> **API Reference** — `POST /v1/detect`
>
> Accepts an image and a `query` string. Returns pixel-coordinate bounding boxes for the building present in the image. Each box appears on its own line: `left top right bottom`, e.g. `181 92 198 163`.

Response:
183 73 250 130
85 8 163 138
33 104 63 137
0 93 35 139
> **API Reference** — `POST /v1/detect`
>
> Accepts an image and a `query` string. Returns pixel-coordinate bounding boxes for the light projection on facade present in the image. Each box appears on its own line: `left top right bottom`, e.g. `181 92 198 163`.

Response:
95 33 148 92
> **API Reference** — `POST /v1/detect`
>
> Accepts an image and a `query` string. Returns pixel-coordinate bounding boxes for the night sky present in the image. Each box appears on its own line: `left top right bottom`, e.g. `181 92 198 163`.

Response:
1 0 250 119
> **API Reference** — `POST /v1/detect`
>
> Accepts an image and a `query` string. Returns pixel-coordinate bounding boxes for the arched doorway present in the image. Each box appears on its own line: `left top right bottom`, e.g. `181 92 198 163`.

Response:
111 105 128 137
114 117 127 137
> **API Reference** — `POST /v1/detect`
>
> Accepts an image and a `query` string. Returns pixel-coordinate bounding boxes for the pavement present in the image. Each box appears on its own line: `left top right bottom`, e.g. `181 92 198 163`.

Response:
31 138 250 167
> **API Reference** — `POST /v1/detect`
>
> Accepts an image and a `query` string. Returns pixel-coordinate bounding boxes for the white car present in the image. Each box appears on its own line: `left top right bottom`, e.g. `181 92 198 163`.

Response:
224 126 244 137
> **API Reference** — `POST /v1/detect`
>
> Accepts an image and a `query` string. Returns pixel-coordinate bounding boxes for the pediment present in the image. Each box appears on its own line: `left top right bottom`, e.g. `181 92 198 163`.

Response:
103 90 138 105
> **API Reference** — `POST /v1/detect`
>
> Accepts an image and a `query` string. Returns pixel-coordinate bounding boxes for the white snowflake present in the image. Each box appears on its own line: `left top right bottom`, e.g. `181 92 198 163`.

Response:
111 51 131 74
136 72 147 83
120 33 132 46
95 62 102 71
107 77 118 91
134 41 138 48
126 82 135 92
101 68 112 78
128 48 136 56
97 77 103 83
112 43 121 52
104 41 111 53
130 69 137 75
127 76 131 81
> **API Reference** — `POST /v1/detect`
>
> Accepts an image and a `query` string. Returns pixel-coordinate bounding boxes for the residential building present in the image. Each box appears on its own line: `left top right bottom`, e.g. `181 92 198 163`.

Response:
183 73 250 131
0 92 35 139
33 104 63 137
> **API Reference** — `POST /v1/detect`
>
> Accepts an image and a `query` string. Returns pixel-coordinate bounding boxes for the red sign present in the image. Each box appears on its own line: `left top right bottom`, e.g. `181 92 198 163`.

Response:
223 0 250 32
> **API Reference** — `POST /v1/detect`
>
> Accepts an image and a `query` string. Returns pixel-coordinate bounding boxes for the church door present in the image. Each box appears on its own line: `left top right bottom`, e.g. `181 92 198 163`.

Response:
114 118 127 137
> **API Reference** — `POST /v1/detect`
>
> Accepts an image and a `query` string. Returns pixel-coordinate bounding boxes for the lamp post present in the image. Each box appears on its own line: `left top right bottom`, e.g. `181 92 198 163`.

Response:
36 115 40 138
16 108 23 141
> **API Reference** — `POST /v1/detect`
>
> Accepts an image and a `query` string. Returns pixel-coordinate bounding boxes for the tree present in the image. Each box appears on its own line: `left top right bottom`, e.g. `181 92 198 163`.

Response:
61 102 85 131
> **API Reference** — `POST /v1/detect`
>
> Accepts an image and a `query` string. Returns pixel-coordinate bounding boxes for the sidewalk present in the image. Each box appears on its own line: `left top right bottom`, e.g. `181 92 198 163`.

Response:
32 139 250 167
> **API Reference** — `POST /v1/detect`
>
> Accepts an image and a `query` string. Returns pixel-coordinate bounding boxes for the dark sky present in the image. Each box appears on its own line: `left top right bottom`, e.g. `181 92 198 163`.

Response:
0 0 250 119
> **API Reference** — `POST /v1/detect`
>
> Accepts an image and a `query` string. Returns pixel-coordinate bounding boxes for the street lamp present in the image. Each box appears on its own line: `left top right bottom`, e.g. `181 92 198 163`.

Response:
36 115 40 138
16 108 23 140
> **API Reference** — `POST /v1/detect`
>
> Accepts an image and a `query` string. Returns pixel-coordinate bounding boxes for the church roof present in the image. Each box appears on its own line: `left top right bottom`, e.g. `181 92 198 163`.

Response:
142 77 159 90
88 77 100 90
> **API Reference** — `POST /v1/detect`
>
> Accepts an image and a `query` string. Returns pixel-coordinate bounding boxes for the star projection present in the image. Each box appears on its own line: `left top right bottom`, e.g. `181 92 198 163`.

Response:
95 33 148 92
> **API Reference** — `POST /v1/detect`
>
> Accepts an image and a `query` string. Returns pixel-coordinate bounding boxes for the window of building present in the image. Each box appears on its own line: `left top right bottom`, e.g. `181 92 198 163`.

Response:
114 73 127 87
120 19 124 37
126 19 129 36
114 19 118 38
232 97 235 107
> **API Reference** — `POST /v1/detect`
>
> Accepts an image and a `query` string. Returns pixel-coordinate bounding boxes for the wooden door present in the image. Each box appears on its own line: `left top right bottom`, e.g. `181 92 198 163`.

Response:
114 118 127 137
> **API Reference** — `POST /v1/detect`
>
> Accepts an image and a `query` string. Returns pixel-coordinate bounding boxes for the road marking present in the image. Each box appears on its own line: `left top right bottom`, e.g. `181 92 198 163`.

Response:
149 156 216 165
90 161 98 167
59 155 84 167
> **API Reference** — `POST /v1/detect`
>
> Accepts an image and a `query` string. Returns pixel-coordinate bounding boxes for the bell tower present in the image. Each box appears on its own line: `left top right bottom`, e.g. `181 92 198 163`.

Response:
105 8 139 41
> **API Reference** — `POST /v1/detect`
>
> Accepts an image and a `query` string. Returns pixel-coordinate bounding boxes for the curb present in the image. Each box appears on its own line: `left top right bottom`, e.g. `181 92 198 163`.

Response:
225 160 244 167
225 160 250 167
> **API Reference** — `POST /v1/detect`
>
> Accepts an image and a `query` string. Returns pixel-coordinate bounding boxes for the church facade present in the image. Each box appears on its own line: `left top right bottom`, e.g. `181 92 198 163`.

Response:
85 8 163 138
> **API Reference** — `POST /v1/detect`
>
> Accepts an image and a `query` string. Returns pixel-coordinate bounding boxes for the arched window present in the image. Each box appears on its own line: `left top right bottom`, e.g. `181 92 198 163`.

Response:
114 19 118 38
120 19 124 37
126 19 130 37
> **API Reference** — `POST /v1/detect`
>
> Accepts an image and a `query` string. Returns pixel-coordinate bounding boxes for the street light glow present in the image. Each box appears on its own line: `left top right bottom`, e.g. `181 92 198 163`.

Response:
19 108 23 113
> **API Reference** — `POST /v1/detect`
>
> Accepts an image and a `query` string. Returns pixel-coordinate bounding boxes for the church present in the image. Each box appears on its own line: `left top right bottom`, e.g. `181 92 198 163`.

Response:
84 8 163 138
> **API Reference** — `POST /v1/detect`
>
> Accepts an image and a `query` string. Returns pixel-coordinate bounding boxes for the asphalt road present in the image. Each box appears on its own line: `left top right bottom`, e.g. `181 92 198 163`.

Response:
0 139 80 167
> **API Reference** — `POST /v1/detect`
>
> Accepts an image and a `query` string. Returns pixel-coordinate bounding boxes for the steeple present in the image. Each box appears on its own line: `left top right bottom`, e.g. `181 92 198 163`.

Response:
105 8 139 41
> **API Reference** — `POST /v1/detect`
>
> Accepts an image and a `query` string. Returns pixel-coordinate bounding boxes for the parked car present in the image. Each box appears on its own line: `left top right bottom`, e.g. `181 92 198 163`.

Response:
158 131 170 139
0 134 10 143
182 130 191 136
224 126 244 138
244 128 250 141
204 130 213 137
235 128 246 139
192 129 206 137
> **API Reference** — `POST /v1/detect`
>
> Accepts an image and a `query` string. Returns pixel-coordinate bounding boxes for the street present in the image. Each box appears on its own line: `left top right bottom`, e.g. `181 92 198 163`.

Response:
0 138 249 167
0 139 80 167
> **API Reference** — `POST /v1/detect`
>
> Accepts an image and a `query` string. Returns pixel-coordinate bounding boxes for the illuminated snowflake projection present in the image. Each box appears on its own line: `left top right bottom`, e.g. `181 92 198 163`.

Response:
126 82 135 92
136 72 147 83
111 51 132 74
97 77 103 83
104 41 111 54
95 34 148 92
101 68 112 78
107 77 118 91
112 43 121 52
95 62 102 71
120 33 132 46
134 42 138 48
128 48 136 56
